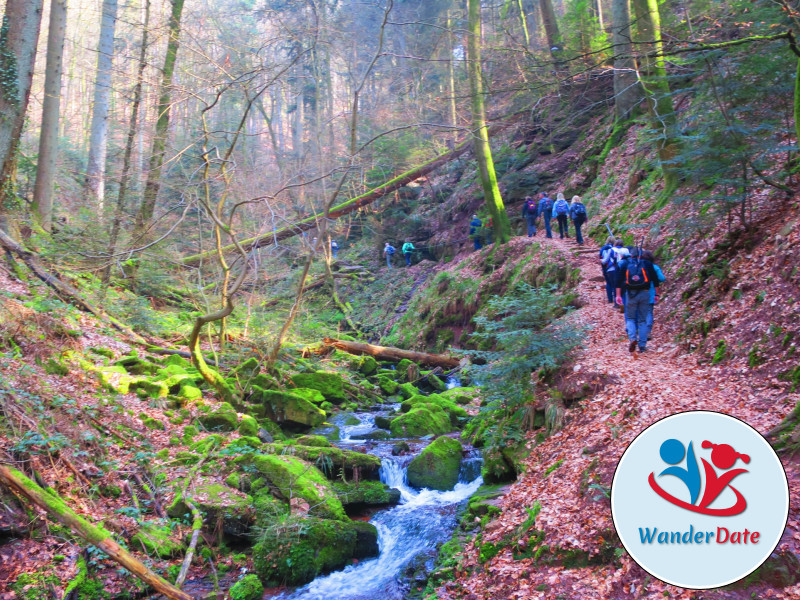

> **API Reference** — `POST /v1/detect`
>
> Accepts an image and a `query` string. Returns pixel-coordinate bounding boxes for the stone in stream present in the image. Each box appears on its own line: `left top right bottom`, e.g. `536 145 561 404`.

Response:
290 371 347 403
407 436 463 491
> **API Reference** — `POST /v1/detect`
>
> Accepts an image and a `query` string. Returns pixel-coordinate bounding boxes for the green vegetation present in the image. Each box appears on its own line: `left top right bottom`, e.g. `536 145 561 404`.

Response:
407 436 463 491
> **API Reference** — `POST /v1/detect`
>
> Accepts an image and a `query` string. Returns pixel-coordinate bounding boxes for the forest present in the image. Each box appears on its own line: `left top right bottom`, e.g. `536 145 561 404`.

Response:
1 0 800 598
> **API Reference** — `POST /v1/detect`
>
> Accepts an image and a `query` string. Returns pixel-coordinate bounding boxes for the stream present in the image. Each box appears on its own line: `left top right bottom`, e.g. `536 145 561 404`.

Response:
271 408 483 600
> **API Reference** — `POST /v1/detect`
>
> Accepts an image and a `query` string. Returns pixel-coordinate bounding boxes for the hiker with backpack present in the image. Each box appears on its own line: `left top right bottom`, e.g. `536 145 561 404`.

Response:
538 192 554 238
569 195 588 245
598 236 618 304
641 249 666 342
384 242 396 268
402 240 416 266
331 239 339 259
522 196 539 237
554 193 570 239
469 215 483 250
615 247 661 352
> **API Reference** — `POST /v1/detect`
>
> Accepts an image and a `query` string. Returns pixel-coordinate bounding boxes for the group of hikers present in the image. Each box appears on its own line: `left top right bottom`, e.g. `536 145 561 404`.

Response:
382 240 416 268
599 237 665 353
520 191 588 245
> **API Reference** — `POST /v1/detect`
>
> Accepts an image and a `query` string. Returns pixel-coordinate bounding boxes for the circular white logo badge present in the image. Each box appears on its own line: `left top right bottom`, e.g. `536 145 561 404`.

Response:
611 411 789 589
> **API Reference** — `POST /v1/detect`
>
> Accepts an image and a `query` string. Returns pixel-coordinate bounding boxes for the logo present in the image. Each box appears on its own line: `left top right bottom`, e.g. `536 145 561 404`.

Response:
611 411 789 589
648 439 749 516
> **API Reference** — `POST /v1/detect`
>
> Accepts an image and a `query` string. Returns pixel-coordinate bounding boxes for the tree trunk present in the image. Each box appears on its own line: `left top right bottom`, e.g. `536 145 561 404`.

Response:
466 0 511 244
134 0 185 239
611 0 642 120
538 0 561 56
0 0 43 229
447 10 459 148
632 0 679 189
323 338 461 369
0 466 194 600
594 0 605 32
31 0 67 233
83 0 119 210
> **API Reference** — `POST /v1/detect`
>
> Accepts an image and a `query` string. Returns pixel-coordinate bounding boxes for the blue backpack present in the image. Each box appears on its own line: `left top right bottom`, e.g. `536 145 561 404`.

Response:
386 245 395 255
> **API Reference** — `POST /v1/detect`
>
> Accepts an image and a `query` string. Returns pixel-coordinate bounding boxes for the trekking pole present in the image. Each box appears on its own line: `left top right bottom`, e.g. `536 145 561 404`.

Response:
605 223 614 237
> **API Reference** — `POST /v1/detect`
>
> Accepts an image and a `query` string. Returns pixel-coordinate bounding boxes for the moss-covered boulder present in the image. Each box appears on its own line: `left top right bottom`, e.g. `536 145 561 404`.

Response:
114 355 158 376
377 375 399 396
441 386 479 405
407 436 463 491
290 371 347 403
332 481 401 508
232 357 261 381
229 574 264 600
425 372 447 392
250 454 347 520
309 423 341 441
167 480 253 538
253 516 378 586
402 393 468 426
198 402 239 432
292 387 326 405
238 415 259 437
131 522 184 558
358 355 378 375
262 443 382 480
397 382 418 399
254 387 326 429
295 435 331 447
390 404 452 437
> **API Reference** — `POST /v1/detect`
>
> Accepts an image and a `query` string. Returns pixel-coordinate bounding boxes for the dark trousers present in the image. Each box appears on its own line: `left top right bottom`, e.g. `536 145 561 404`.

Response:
603 269 616 303
526 217 537 237
404 252 412 266
556 214 569 238
542 210 553 238
473 237 482 250
573 217 585 244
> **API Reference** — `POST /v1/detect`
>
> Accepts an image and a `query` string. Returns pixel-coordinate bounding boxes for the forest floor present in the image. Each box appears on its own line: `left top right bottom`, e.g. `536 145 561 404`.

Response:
441 234 800 600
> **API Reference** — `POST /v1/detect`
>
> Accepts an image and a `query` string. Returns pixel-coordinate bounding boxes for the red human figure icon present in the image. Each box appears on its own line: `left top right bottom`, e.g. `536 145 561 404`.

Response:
698 441 750 511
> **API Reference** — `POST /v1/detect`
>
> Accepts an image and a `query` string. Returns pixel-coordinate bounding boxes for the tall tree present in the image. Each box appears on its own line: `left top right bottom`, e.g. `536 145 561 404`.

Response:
632 0 679 189
0 0 44 233
538 0 561 56
83 0 119 210
31 0 68 232
611 0 642 120
466 0 511 244
134 0 185 240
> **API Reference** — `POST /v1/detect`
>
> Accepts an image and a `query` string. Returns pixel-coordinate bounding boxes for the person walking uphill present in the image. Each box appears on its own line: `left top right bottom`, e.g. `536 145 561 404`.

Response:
599 236 617 304
538 192 554 238
383 242 396 268
402 240 416 266
331 239 339 259
641 249 666 342
554 193 570 239
469 215 483 250
569 195 587 245
521 196 539 237
616 247 660 353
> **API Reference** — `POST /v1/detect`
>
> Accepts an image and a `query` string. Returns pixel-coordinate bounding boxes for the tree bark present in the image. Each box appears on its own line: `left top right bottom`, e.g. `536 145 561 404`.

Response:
323 337 461 369
0 466 194 600
466 0 512 244
538 0 561 56
134 0 185 240
31 0 68 232
611 0 642 120
83 0 119 210
0 0 43 228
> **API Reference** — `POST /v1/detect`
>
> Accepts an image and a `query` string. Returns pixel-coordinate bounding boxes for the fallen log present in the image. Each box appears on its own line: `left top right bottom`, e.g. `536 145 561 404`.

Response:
323 337 460 369
0 465 194 600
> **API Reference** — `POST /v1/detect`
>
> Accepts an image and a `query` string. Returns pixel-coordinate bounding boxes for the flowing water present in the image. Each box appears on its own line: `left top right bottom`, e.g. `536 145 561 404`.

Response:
273 412 483 600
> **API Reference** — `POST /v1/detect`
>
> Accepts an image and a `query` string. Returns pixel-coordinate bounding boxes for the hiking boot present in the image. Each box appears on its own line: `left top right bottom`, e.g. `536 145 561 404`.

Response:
628 340 637 353
639 345 647 353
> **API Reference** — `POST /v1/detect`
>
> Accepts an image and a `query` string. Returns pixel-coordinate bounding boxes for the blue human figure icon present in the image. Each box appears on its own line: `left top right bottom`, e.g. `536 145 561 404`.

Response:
658 439 701 505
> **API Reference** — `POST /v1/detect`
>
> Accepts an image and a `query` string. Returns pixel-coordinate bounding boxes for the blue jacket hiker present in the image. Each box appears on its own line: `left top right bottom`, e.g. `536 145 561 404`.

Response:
469 215 483 250
402 241 416 266
642 249 666 342
569 196 587 245
598 236 617 303
331 240 339 258
538 192 553 238
615 248 660 352
383 242 396 268
521 196 538 237
554 193 570 239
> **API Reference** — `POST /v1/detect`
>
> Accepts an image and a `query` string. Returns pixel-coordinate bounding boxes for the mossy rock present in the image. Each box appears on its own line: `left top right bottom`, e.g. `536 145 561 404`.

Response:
258 418 286 442
190 434 224 453
390 404 452 438
114 356 158 376
131 522 184 558
397 382 418 399
130 378 169 399
396 359 417 382
441 386 479 405
309 423 341 442
198 402 239 432
238 415 259 437
226 436 263 452
250 454 347 521
182 424 199 443
425 373 447 392
44 358 69 376
253 516 378 586
481 446 517 484
232 357 261 381
229 574 264 600
377 375 399 395
167 480 253 538
253 387 326 429
295 435 331 447
402 394 468 426
163 354 193 368
376 368 399 381
332 480 401 507
292 387 326 405
374 415 393 429
89 346 115 359
94 366 136 394
261 443 382 479
358 355 378 375
140 414 165 431
407 436 463 491
178 382 203 401
290 371 347 403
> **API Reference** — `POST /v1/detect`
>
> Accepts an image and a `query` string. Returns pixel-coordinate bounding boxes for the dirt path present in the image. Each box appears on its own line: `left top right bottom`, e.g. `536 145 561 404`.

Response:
444 236 800 600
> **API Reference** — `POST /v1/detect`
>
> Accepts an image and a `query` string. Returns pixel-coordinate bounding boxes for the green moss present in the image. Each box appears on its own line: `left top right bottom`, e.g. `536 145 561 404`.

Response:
359 355 379 375
407 436 463 491
89 347 115 359
225 473 241 488
232 357 261 381
390 405 451 437
377 375 399 395
397 382 418 399
402 393 468 425
229 574 264 600
142 415 165 430
332 480 401 507
226 436 263 452
156 448 169 460
292 387 326 405
290 371 347 403
167 483 253 538
182 424 199 443
11 572 61 600
250 454 347 521
130 378 169 398
131 522 185 558
712 339 728 364
238 415 259 437
44 358 69 376
254 387 326 428
295 435 331 447
198 402 239 432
